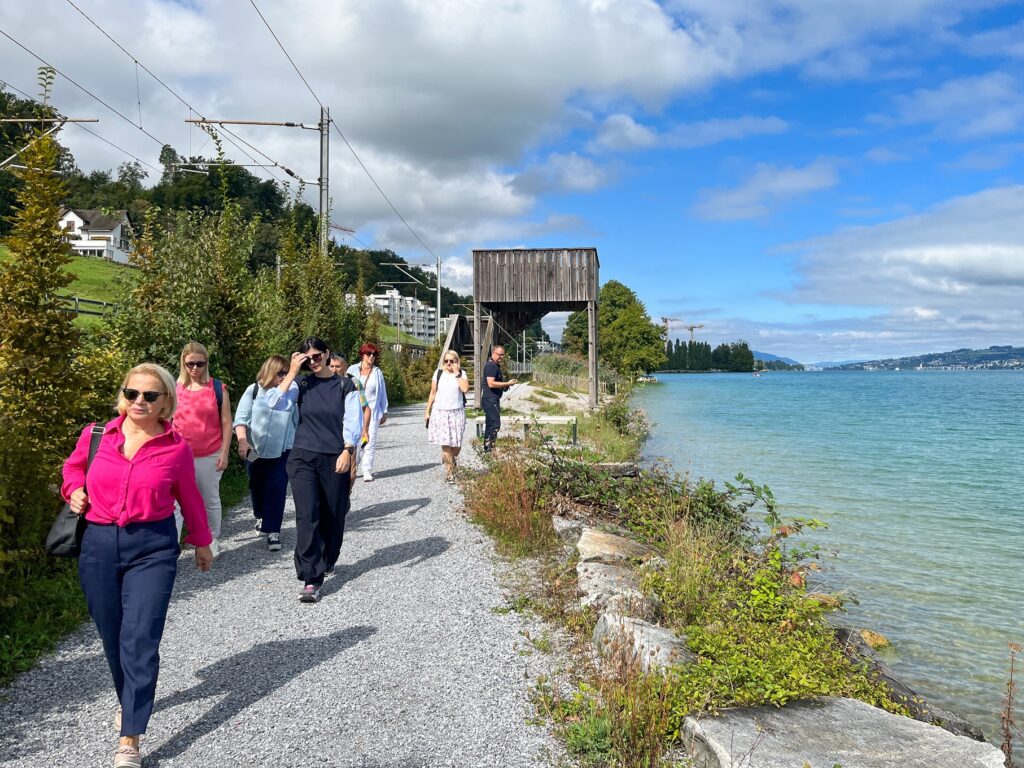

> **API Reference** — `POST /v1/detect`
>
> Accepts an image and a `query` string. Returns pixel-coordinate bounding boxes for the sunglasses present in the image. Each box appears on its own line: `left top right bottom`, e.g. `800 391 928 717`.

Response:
308 352 325 363
184 361 207 369
363 352 377 357
444 359 457 364
122 388 165 403
276 370 288 377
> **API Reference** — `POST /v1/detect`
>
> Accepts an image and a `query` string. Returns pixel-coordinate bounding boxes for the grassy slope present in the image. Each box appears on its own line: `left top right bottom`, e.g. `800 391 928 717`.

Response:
0 245 126 304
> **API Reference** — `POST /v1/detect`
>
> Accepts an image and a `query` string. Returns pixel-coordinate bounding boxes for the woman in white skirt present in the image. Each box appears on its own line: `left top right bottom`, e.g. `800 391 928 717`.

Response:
424 351 470 482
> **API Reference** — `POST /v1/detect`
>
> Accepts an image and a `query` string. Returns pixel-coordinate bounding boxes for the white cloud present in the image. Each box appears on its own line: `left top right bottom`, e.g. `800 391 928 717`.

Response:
588 114 787 153
885 72 1024 140
961 19 1024 59
510 153 611 195
693 159 839 220
865 147 910 164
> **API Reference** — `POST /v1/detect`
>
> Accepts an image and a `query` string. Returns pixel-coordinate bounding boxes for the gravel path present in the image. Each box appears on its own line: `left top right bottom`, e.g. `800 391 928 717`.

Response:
0 405 561 767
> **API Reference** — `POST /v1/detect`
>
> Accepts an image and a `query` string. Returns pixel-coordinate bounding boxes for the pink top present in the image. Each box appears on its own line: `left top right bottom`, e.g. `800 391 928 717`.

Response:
174 380 224 457
61 415 213 547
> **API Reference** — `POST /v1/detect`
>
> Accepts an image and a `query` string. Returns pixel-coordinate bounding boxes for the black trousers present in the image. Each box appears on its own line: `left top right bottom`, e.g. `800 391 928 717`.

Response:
287 447 351 586
482 397 501 446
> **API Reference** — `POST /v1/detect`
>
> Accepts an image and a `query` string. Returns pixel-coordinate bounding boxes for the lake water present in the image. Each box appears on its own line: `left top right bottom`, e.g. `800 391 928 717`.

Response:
634 370 1023 744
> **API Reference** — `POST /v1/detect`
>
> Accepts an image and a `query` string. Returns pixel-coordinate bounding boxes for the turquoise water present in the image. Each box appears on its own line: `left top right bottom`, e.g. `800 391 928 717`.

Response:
634 370 1023 743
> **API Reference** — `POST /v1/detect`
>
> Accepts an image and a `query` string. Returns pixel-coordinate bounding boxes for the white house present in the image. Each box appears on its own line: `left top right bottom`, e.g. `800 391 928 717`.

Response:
58 208 134 264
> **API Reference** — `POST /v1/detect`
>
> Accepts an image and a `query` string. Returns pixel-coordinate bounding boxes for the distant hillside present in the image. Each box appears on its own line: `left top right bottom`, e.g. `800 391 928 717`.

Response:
753 351 801 366
835 346 1024 371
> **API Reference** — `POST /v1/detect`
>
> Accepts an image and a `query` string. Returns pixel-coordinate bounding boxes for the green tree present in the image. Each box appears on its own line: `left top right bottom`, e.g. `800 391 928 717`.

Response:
729 340 755 372
0 98 84 579
712 343 732 370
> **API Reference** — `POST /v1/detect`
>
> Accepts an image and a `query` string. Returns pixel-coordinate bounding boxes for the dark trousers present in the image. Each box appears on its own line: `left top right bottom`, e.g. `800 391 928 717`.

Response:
482 397 501 447
248 451 289 533
287 447 351 586
78 516 179 736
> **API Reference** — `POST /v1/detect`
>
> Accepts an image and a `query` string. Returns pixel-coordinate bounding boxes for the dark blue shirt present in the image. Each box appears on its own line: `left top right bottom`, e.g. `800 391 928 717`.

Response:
482 359 504 401
292 374 357 454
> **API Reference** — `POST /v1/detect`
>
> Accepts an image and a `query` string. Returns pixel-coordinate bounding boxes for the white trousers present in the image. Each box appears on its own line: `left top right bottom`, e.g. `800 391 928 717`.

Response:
359 417 381 476
175 453 224 540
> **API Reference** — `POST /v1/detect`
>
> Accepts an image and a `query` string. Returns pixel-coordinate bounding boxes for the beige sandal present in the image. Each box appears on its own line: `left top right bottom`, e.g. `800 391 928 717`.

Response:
114 744 142 768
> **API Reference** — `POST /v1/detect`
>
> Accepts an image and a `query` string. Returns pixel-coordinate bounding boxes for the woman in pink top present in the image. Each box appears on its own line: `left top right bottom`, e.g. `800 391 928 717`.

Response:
63 362 212 768
173 341 232 559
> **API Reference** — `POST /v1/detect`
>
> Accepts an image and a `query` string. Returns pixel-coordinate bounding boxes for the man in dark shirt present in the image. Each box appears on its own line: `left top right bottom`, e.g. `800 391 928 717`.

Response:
481 345 517 452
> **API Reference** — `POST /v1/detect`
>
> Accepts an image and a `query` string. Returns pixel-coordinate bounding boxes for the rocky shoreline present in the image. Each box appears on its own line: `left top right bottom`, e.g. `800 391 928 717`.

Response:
501 381 1005 767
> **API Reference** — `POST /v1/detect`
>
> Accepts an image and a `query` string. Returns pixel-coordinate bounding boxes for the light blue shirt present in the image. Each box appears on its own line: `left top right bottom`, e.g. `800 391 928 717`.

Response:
264 376 363 448
233 381 300 459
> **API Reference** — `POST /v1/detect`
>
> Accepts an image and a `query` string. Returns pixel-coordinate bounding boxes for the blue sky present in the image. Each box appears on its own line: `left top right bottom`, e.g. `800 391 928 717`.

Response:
2 0 1023 362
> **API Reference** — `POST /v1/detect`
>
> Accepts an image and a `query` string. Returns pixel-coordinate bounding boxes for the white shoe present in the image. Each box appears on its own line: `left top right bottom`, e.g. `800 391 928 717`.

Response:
363 471 374 482
209 538 221 559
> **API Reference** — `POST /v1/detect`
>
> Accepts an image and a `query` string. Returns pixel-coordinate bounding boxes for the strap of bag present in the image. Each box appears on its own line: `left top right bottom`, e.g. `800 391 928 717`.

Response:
82 424 104 491
213 378 223 411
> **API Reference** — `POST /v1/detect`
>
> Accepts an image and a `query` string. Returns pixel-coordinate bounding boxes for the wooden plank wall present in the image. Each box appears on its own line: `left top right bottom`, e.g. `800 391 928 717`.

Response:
473 248 598 304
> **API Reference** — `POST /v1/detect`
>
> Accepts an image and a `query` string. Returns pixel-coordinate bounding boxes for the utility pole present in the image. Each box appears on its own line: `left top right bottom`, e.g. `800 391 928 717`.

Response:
185 116 329 259
319 107 329 258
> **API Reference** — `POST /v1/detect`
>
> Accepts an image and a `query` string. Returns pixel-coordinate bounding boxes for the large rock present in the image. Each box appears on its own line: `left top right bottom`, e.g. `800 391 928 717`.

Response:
551 515 584 545
593 613 696 671
682 697 1005 768
576 526 651 564
833 627 986 742
576 561 645 614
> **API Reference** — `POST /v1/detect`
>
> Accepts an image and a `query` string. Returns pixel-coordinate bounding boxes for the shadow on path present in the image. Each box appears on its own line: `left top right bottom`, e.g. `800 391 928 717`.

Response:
368 463 436 480
146 626 376 764
321 536 450 599
346 497 430 532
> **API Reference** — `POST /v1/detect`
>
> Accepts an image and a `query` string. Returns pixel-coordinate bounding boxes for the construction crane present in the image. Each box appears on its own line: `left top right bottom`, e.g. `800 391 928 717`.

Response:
662 318 704 342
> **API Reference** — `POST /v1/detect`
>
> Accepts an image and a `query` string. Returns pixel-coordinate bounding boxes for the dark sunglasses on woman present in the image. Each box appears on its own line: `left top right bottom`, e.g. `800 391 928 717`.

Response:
308 352 325 363
184 361 207 369
122 388 165 403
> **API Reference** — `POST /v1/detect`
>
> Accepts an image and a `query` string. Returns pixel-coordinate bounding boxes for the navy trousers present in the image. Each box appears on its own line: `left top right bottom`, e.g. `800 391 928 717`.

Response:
287 447 350 586
482 397 501 448
78 516 179 736
248 451 289 533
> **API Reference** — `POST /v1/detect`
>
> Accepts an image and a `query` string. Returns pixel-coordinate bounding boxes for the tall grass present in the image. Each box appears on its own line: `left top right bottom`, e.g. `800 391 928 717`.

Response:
463 447 558 557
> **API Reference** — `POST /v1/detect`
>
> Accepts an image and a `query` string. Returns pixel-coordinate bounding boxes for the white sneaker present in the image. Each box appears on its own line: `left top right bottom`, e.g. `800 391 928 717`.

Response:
363 471 374 482
209 538 221 559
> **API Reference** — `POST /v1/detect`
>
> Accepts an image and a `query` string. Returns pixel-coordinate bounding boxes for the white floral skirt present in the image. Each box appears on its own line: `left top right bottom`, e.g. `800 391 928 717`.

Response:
427 407 466 447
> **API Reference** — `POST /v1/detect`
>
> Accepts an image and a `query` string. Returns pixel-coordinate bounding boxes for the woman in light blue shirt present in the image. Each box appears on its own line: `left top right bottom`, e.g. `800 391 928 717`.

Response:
233 355 299 552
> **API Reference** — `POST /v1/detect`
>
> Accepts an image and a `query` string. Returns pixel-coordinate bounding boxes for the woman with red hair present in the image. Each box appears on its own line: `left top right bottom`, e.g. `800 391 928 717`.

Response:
347 343 389 481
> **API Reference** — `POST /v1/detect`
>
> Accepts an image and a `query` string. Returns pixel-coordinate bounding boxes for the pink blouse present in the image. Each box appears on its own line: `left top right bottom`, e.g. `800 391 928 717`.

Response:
61 415 213 547
174 380 224 458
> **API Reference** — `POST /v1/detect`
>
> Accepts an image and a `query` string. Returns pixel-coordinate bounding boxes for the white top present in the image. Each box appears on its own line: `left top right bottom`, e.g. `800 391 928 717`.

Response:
433 370 467 411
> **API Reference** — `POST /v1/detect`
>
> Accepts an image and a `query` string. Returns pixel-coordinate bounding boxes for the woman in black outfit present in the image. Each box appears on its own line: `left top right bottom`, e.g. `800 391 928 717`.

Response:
267 337 361 603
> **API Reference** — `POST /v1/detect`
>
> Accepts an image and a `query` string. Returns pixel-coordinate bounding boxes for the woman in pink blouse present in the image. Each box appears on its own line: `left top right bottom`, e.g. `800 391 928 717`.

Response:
63 362 212 768
173 341 232 558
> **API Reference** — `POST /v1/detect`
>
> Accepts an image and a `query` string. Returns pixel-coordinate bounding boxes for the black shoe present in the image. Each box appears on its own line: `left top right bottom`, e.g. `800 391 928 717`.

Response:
325 563 335 576
267 533 281 552
299 584 321 603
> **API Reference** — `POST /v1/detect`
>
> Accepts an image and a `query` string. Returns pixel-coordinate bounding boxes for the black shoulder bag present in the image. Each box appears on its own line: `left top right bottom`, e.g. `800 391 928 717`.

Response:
45 425 105 558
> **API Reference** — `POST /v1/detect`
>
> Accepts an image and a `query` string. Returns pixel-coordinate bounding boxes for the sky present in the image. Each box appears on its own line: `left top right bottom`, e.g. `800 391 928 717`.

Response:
2 0 1023 363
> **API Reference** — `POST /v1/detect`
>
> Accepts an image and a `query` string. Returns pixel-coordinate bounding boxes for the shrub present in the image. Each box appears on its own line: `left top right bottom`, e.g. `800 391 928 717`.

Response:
464 446 557 557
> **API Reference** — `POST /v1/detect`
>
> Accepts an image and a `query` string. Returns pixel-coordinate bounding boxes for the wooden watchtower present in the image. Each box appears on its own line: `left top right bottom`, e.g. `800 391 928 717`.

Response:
473 247 600 407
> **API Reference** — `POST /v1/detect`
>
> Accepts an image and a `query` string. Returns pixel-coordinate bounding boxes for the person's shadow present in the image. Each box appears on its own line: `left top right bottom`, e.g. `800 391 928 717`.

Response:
346 496 430 532
145 626 375 764
321 536 450 598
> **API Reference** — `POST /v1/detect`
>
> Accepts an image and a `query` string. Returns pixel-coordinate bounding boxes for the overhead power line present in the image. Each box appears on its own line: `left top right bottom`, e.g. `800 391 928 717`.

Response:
1 78 161 174
248 2 446 263
59 0 301 193
0 28 169 148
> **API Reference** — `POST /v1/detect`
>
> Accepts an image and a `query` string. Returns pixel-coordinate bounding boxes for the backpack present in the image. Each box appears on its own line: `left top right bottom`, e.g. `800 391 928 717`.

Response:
213 378 224 411
435 369 467 407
